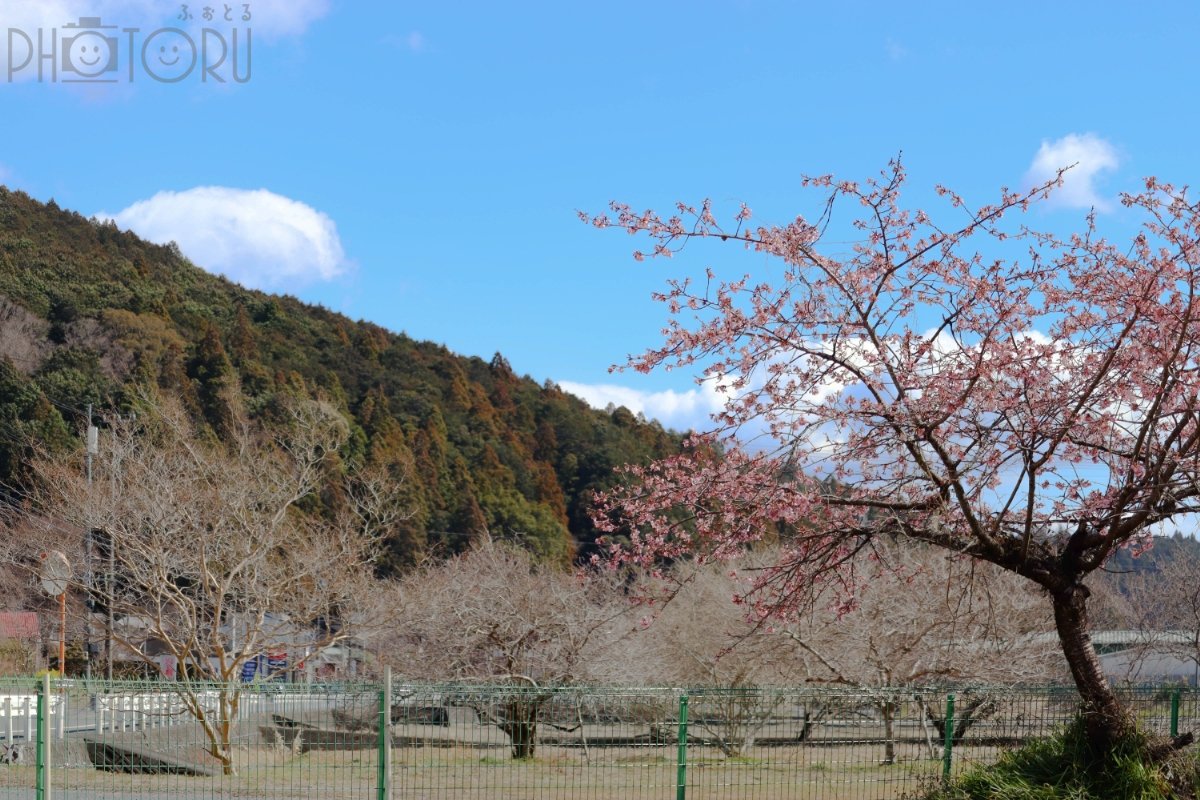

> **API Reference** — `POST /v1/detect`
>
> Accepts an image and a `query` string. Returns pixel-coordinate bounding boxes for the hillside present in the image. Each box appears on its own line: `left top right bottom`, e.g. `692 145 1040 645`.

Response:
0 187 680 572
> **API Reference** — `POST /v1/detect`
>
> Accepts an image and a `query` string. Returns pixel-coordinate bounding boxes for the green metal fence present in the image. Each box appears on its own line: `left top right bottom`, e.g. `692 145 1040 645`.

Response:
0 675 1196 799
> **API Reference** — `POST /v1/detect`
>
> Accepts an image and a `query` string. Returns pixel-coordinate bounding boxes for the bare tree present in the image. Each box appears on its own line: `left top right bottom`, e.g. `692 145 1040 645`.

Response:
616 553 810 689
787 542 1059 687
788 541 1060 764
1104 544 1200 685
618 541 1060 762
379 538 632 758
1150 550 1200 683
608 552 825 757
8 396 402 775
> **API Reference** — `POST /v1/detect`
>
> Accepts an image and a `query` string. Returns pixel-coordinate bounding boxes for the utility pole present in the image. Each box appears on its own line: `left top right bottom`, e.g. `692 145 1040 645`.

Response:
85 404 96 483
84 405 99 680
81 406 115 681
84 405 92 680
105 424 114 682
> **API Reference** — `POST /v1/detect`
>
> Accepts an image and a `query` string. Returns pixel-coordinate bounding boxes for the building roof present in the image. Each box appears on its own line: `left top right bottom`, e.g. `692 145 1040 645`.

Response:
0 611 39 641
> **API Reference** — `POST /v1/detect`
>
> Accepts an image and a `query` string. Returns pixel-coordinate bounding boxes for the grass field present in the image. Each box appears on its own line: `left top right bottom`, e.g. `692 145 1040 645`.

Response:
0 735 984 799
0 683 1192 799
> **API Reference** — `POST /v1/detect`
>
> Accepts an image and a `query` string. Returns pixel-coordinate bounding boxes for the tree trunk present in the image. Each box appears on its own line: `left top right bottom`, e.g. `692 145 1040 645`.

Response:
1052 584 1132 750
880 700 896 766
208 690 238 776
193 691 237 776
796 705 826 743
923 695 995 747
735 733 757 759
501 698 539 760
797 709 813 743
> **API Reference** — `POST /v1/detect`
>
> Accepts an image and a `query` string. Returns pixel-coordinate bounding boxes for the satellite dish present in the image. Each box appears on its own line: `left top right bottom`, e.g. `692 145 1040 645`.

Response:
39 550 71 597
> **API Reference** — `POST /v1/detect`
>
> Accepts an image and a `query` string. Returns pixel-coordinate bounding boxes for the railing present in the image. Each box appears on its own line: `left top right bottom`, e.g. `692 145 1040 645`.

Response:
0 690 63 748
0 675 1195 799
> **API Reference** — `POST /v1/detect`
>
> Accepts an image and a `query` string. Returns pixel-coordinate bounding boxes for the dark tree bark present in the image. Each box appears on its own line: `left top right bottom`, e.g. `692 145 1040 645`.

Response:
1051 583 1133 750
880 700 897 766
501 698 541 760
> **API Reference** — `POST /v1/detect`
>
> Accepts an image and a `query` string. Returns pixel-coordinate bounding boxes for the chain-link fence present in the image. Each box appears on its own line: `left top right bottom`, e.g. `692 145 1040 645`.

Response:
0 675 1195 799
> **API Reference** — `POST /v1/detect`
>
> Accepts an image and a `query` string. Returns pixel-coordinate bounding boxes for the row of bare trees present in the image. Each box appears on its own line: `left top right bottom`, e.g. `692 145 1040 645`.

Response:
363 530 1200 764
372 538 1065 758
403 537 1200 764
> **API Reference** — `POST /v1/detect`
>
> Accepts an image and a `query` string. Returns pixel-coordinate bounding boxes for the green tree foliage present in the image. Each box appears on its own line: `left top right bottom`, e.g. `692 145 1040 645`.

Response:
187 322 238 439
0 186 680 570
0 357 72 493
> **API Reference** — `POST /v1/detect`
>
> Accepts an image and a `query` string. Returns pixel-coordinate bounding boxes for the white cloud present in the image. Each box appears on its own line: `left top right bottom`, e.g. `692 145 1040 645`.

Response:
1024 133 1120 211
557 380 724 433
97 187 350 289
231 0 330 39
1 1 83 77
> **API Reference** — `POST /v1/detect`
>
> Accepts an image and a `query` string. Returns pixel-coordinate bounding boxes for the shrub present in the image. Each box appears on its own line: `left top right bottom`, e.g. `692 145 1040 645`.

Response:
921 716 1196 800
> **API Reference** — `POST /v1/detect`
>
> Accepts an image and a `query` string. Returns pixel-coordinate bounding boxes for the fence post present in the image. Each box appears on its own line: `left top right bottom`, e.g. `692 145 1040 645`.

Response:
36 673 51 800
56 693 65 740
941 693 955 783
1171 688 1181 739
676 693 689 800
378 667 392 800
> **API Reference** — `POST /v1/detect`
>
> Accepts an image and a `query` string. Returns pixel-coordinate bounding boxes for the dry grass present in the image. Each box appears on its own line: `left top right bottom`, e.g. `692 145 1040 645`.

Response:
4 692 1184 799
0 738 974 799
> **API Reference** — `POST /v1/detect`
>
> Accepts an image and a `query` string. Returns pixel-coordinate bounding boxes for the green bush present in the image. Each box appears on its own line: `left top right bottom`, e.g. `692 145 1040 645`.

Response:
922 716 1197 800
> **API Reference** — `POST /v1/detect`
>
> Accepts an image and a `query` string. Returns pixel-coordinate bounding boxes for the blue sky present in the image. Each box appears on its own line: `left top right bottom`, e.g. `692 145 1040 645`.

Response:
1 1 1196 432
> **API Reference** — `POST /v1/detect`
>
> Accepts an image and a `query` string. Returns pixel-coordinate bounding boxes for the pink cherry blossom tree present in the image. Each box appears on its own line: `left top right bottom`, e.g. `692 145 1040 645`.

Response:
587 159 1200 752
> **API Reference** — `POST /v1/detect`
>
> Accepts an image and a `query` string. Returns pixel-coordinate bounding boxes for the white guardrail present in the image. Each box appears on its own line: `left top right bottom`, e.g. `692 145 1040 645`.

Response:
0 693 64 743
2 688 332 742
94 690 328 732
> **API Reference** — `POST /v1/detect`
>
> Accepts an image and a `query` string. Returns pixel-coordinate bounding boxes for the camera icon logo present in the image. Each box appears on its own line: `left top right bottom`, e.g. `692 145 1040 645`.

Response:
61 17 118 80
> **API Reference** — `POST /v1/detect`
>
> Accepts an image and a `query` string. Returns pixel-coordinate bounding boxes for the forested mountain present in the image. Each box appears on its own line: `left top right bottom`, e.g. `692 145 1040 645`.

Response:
0 187 680 572
1104 532 1200 577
